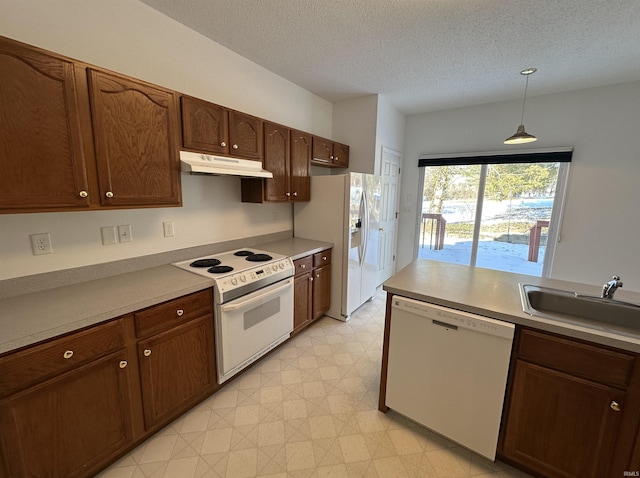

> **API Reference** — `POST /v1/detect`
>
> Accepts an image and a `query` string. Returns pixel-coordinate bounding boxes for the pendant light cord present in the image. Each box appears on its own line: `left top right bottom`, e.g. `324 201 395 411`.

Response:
520 74 530 125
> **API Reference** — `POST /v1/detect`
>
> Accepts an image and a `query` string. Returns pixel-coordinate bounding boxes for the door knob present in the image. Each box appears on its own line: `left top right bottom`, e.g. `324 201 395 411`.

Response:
379 227 384 232
610 400 621 412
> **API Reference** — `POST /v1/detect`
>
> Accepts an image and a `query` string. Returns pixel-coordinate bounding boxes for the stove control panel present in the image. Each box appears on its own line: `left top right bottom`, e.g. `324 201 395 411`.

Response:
216 258 293 295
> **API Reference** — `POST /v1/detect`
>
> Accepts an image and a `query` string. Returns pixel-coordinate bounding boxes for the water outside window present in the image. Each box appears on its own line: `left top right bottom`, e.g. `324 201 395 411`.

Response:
419 162 563 277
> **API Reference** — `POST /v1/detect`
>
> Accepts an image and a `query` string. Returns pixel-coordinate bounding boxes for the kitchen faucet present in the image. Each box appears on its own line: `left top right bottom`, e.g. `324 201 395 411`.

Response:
601 275 623 299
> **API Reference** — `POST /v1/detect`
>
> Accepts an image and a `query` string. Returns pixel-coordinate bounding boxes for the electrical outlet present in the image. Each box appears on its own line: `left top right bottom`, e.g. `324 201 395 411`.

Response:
118 224 132 243
101 226 117 245
30 233 53 255
163 221 175 237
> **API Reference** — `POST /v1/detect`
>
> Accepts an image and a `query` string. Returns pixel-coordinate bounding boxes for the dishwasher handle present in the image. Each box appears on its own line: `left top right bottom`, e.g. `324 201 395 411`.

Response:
432 319 458 331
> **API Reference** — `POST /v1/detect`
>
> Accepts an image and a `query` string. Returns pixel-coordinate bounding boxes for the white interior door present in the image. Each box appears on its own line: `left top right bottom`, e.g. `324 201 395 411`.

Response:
377 146 402 284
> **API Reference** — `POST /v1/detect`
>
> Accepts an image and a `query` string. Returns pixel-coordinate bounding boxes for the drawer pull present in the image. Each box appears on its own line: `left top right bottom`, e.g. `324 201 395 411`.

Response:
232 144 239 150
63 350 74 359
144 349 152 357
105 191 114 198
610 400 621 412
119 360 128 369
220 141 226 147
322 256 327 261
177 309 184 316
79 190 88 198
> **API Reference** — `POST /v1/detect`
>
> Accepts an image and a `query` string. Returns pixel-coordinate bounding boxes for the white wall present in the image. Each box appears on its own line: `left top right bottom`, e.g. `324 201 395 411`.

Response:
0 0 333 280
332 95 379 174
374 94 406 174
398 81 640 291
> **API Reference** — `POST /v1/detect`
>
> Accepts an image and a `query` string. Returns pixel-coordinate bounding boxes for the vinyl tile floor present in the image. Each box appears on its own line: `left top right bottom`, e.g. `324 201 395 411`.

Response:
99 289 532 478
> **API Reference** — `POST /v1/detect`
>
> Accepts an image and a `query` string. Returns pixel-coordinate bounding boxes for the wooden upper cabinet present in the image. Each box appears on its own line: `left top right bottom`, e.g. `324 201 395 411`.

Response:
0 38 91 212
228 110 263 160
311 136 333 164
290 130 312 201
263 122 290 202
88 69 181 207
311 136 349 168
332 142 350 168
241 125 310 203
180 96 262 160
181 96 229 155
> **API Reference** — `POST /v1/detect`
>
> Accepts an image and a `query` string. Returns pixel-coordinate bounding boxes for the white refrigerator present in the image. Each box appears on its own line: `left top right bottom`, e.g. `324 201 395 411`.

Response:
294 173 380 321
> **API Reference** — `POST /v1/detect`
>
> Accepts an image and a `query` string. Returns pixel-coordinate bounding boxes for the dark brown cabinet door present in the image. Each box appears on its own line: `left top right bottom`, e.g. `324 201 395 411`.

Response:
0 351 134 478
263 122 290 202
0 38 90 211
311 136 333 164
181 96 229 155
228 110 262 160
501 359 624 478
138 315 215 429
88 69 181 207
294 271 313 333
332 142 350 168
312 264 331 320
290 129 311 201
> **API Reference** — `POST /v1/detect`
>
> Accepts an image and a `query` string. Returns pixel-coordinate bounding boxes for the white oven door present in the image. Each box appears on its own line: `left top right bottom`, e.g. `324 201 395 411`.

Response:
215 277 293 383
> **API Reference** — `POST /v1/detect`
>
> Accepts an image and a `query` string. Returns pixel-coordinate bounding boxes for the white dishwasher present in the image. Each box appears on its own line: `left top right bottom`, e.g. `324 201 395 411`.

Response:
385 295 514 461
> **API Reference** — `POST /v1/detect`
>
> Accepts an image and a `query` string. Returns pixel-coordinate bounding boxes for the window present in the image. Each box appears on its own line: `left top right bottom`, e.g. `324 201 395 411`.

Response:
417 149 571 277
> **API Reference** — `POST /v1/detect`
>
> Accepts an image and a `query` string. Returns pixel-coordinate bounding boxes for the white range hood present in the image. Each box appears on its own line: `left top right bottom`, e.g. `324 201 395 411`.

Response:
179 151 273 178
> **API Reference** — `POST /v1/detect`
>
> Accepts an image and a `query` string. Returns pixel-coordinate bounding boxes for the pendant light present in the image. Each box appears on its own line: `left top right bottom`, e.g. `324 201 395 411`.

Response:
504 67 537 144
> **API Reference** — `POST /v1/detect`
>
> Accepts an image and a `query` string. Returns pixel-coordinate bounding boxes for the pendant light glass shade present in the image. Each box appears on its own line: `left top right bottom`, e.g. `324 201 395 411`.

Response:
504 68 537 144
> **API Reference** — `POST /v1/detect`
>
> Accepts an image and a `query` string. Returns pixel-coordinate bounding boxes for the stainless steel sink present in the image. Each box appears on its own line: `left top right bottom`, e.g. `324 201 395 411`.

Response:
519 284 640 338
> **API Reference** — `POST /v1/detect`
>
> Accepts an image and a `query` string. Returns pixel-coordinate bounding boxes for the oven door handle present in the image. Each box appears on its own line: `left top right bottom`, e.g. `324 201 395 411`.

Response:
221 279 292 312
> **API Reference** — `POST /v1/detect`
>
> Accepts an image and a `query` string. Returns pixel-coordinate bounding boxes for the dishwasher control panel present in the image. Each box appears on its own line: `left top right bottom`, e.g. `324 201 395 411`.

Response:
392 296 514 339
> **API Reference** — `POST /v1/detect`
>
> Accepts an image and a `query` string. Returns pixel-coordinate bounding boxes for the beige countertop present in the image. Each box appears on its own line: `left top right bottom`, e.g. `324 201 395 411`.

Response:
0 237 332 356
383 260 640 353
258 237 333 260
0 266 214 355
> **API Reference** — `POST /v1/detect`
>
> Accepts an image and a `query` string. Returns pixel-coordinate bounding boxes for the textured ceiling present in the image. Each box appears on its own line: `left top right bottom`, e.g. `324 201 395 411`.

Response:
140 0 640 115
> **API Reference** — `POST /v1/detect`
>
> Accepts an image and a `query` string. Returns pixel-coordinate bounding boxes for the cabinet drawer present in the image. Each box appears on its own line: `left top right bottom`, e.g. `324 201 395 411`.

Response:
517 328 636 388
313 249 332 268
135 289 213 338
0 318 125 397
294 256 313 276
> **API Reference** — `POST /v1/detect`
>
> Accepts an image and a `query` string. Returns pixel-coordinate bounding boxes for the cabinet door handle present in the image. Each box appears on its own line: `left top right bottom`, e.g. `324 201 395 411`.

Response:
63 350 74 359
232 144 239 150
330 155 334 160
610 400 621 412
293 192 298 197
119 360 128 369
144 349 152 357
316 273 320 278
79 190 88 198
310 277 314 282
176 309 184 316
220 141 226 147
105 191 114 198
286 192 291 197
322 256 327 261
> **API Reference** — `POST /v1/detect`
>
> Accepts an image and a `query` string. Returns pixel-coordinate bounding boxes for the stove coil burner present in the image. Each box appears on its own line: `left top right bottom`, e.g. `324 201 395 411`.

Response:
234 250 255 256
246 253 273 262
190 258 221 268
207 265 234 274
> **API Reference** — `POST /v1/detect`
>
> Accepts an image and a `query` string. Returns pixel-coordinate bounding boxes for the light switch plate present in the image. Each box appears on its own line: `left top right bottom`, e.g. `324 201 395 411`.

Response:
101 226 117 245
118 224 132 243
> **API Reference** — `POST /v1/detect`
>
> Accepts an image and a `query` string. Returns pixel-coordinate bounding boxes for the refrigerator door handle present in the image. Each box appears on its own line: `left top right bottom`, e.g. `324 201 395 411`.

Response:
360 190 368 267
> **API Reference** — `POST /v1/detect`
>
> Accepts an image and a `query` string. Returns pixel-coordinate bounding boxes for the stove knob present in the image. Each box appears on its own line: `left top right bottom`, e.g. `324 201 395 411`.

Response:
279 262 285 269
231 278 238 285
272 265 278 271
240 275 247 282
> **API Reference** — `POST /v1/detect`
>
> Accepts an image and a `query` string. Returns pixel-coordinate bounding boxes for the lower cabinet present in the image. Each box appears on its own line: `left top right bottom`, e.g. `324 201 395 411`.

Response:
0 321 134 478
0 288 216 478
134 288 216 430
137 315 215 429
498 327 640 478
293 249 332 334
